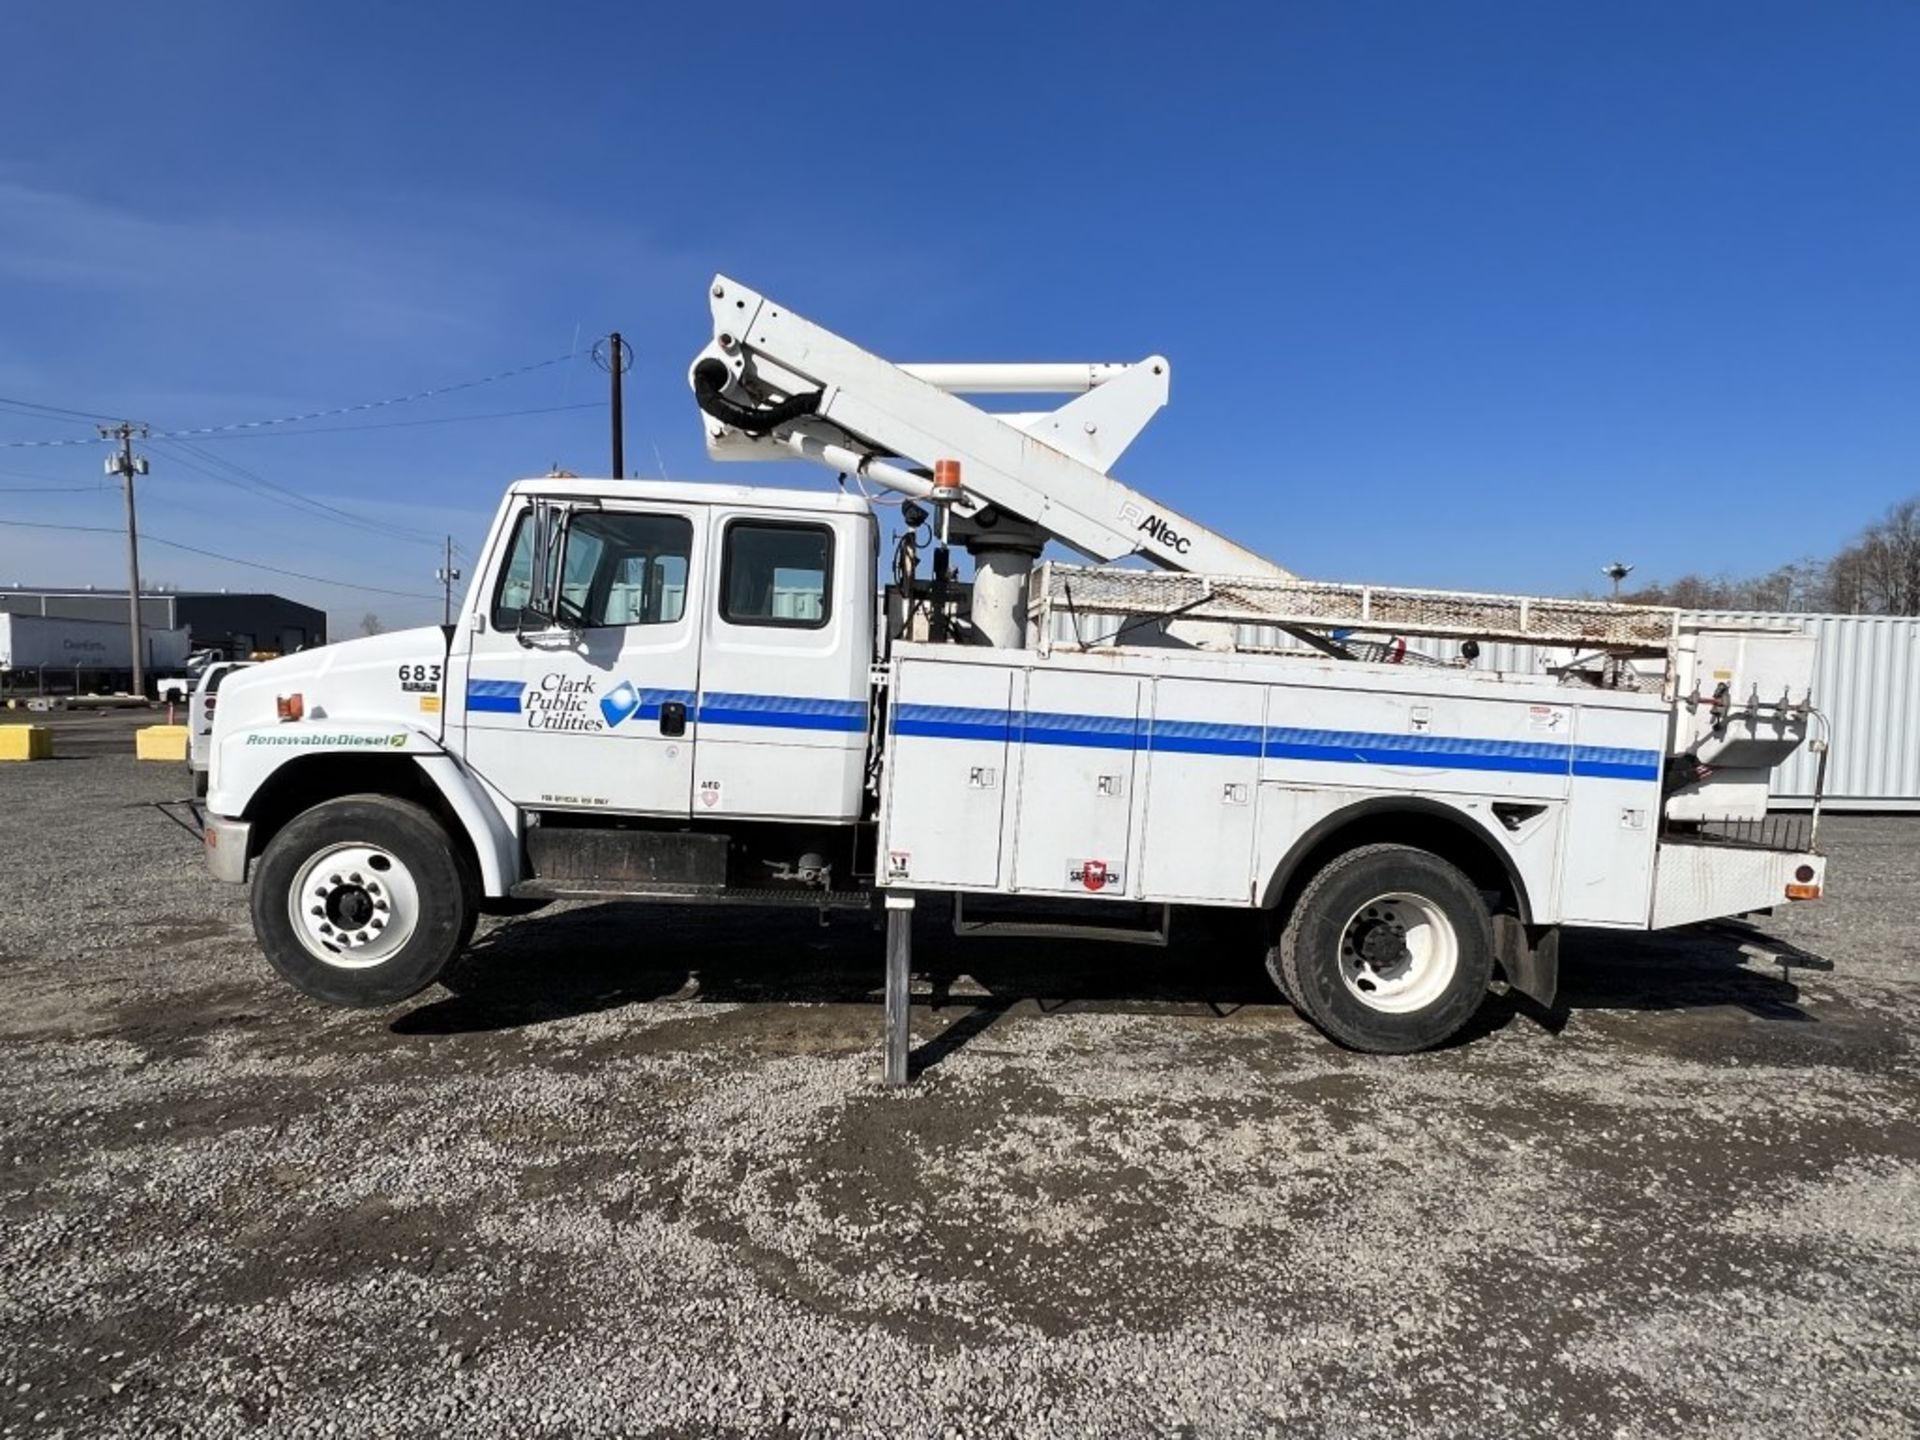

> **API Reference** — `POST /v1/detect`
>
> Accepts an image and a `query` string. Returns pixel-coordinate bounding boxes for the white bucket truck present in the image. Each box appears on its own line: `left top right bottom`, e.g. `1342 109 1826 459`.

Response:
203 278 1826 1074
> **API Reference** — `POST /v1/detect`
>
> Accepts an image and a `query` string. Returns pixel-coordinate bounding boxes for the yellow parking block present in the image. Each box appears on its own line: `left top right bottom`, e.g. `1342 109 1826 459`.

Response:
0 725 52 760
136 724 190 762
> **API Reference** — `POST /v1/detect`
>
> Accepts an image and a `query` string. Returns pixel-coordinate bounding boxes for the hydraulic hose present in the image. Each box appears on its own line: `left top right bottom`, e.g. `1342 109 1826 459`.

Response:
691 358 823 436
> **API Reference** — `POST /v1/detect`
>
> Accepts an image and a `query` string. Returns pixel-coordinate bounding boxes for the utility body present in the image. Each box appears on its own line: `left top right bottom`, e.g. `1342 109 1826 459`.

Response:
204 277 1827 1064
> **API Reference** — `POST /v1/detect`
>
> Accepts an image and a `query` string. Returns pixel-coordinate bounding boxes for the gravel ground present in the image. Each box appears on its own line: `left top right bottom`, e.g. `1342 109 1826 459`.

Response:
1 747 1916 1438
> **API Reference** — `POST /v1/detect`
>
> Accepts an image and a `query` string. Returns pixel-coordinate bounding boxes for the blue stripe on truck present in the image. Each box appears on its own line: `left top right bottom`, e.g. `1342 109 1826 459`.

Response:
891 702 1659 780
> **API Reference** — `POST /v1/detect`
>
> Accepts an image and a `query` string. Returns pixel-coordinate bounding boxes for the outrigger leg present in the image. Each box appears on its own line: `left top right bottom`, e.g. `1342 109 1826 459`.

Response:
883 893 915 1086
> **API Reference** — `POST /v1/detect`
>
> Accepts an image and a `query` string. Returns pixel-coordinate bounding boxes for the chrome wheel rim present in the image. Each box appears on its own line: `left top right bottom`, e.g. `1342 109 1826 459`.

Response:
287 843 419 969
1337 891 1458 1014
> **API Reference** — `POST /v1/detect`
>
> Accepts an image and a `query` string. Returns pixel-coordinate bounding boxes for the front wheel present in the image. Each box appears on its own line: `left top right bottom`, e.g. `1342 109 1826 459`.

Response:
1272 844 1495 1053
250 794 475 1008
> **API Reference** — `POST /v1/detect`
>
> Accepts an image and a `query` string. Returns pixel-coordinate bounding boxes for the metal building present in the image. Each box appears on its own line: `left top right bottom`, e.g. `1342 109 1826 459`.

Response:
0 588 327 660
1047 605 1920 810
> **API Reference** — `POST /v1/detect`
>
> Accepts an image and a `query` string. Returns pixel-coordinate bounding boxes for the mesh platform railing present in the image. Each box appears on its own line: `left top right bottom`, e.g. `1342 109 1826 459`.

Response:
1035 563 1692 652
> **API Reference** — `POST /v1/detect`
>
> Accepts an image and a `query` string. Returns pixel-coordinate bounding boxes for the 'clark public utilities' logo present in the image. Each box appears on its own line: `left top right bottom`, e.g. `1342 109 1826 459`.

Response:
600 680 642 727
1067 860 1121 892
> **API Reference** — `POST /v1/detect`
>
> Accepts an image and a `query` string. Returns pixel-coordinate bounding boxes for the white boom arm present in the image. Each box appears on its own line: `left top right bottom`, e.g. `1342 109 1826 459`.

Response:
688 276 1290 579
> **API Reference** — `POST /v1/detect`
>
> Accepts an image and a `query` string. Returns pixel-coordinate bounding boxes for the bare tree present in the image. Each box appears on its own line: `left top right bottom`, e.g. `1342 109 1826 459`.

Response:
359 612 384 636
1823 498 1920 616
1619 495 1920 616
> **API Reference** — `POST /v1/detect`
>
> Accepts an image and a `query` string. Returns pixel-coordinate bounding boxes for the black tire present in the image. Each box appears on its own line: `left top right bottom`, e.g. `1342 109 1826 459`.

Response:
1271 843 1494 1053
250 794 476 1008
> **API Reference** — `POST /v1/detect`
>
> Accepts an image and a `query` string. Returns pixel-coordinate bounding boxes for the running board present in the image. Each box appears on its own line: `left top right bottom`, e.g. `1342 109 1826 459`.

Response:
510 879 872 910
950 893 1171 946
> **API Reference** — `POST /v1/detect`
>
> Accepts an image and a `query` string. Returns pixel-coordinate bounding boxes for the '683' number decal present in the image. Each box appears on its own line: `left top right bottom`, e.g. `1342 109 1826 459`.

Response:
397 663 442 694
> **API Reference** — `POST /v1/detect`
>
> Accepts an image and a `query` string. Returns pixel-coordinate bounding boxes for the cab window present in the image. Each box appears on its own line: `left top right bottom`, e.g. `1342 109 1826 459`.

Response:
492 510 692 630
721 521 833 629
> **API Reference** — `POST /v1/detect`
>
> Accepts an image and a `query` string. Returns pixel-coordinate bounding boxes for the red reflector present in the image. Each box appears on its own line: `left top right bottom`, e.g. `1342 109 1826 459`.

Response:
1785 883 1821 901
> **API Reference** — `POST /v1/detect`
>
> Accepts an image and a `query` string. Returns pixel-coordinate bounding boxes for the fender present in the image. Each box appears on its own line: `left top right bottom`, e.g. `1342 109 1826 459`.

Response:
413 752 522 896
209 723 522 897
209 720 438 818
1258 791 1547 926
1254 791 1560 1006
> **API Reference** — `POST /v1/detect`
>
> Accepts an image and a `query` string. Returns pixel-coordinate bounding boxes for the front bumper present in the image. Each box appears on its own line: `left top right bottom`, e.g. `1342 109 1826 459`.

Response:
204 814 252 885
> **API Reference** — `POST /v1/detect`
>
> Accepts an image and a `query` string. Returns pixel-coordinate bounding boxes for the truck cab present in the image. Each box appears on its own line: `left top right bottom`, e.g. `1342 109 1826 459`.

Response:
451 479 876 825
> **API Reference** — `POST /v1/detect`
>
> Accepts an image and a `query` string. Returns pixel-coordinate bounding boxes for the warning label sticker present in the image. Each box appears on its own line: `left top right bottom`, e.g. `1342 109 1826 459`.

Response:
1067 859 1123 893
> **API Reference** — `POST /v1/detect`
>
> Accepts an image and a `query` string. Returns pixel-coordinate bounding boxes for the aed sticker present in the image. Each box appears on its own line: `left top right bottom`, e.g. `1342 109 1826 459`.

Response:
697 778 723 810
419 694 442 714
1067 859 1123 892
887 850 911 880
1528 705 1567 733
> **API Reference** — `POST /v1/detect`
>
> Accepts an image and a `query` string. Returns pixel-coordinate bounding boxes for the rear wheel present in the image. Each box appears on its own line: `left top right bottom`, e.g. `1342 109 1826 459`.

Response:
250 794 475 1008
1272 844 1494 1053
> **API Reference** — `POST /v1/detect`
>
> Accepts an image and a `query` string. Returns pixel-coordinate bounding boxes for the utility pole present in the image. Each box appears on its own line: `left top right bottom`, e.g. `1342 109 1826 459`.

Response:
1602 561 1634 600
436 536 462 627
100 422 150 696
596 332 631 478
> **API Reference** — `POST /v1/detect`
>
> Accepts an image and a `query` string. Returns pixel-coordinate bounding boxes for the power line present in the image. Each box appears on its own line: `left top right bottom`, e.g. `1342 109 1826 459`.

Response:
0 517 442 600
0 484 101 494
175 400 603 441
0 394 124 424
151 437 444 547
1 398 601 449
0 349 581 448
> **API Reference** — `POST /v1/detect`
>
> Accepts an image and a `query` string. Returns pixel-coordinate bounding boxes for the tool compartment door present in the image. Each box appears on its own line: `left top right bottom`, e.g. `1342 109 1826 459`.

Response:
1140 677 1264 902
1011 670 1142 897
881 659 1013 890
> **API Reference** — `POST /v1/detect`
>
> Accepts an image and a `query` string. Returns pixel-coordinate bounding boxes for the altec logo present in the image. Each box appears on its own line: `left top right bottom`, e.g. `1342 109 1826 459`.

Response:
1118 502 1192 556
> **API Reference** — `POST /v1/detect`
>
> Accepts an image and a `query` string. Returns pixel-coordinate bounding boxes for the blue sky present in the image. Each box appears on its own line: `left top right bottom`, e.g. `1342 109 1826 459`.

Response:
2 2 1915 631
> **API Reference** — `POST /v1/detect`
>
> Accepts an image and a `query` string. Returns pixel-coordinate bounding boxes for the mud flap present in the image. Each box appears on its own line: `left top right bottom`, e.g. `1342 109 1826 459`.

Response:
1494 914 1560 1009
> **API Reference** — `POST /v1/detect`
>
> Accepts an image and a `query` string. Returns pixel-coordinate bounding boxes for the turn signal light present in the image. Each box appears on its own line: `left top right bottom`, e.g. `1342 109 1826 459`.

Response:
1785 883 1821 901
276 693 304 722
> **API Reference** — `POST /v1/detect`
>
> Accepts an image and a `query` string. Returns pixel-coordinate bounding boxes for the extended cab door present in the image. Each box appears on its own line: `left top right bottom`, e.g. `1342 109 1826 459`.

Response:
691 506 874 821
455 500 705 816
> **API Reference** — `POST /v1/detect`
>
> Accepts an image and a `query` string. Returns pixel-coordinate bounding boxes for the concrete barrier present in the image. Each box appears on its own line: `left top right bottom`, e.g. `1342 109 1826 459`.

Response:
135 725 190 762
0 725 53 760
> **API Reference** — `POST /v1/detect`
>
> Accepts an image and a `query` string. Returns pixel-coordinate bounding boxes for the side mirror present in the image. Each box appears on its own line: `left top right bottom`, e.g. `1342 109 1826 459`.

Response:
521 500 569 631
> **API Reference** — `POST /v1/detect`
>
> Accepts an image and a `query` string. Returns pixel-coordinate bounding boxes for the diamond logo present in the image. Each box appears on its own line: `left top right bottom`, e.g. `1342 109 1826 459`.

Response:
600 681 642 727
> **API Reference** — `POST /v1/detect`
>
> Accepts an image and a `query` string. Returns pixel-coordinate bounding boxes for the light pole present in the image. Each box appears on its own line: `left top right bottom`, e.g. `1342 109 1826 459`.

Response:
436 536 463 627
100 422 151 695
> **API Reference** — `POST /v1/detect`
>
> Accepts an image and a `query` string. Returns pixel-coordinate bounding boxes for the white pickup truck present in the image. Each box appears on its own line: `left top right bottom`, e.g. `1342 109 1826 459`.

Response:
202 278 1826 1071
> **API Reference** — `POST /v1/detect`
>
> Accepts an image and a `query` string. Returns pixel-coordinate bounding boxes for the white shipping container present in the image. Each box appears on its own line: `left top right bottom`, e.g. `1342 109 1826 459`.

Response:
0 613 192 673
